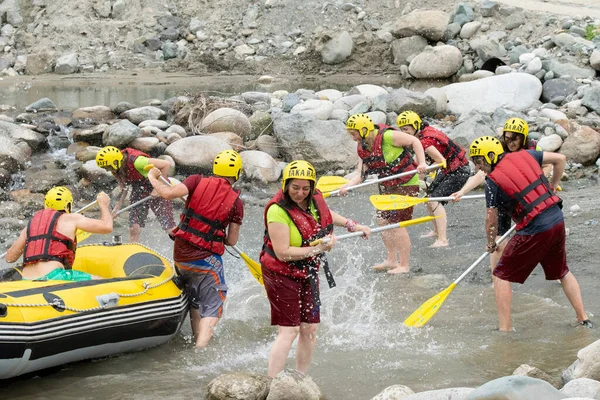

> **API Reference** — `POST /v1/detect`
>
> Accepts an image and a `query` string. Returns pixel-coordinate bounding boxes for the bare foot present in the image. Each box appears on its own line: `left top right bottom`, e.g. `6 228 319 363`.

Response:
419 231 437 239
372 261 397 272
387 266 410 274
429 240 449 248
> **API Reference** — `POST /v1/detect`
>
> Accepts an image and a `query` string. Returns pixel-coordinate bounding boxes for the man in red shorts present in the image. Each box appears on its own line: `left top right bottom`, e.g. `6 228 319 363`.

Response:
147 150 244 348
343 114 427 274
469 136 591 331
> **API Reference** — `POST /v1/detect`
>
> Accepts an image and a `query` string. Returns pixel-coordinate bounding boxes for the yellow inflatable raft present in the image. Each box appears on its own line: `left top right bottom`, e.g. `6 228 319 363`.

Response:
0 243 188 379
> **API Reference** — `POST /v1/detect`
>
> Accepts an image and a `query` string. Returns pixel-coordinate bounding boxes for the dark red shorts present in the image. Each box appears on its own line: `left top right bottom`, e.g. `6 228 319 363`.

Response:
377 184 419 223
261 265 320 327
493 221 569 284
129 183 176 230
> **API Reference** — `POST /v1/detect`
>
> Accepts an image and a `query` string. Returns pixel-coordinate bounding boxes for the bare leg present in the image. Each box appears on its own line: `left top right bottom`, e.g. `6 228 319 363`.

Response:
560 272 588 322
387 227 411 274
494 277 512 331
420 203 438 239
372 218 401 271
190 309 219 348
429 201 448 248
490 236 507 273
268 326 300 378
129 224 142 243
296 323 318 374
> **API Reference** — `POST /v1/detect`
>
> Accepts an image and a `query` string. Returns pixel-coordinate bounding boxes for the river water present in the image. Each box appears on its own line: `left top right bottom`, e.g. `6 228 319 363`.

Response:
0 78 599 399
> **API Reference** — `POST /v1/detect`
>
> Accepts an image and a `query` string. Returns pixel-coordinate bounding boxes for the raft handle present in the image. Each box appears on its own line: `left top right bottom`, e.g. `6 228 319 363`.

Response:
97 293 119 308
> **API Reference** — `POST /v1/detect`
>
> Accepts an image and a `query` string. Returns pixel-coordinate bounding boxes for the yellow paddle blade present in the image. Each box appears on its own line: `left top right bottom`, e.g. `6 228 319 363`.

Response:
239 251 264 285
370 194 429 211
404 283 457 328
76 229 93 243
316 176 348 193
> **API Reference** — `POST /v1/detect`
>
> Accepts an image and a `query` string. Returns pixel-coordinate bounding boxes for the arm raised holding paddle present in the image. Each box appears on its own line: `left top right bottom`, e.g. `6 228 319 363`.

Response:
344 113 428 274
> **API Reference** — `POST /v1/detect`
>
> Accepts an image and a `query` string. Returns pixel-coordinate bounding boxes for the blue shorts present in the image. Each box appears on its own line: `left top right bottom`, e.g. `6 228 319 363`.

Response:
175 255 227 318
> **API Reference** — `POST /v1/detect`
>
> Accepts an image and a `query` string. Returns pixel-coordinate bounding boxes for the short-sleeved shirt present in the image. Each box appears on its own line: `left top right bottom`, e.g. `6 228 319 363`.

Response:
173 175 244 262
381 130 420 186
266 201 319 247
133 156 150 178
484 150 562 235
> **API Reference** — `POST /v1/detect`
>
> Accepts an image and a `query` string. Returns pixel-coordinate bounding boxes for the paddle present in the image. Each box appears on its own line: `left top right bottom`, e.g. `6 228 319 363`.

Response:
231 245 264 285
403 225 517 328
317 162 445 199
370 194 485 211
309 215 438 246
0 199 100 259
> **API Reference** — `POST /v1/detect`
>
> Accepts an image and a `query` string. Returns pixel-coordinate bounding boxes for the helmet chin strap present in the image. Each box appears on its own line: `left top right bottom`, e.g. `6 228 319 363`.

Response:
360 137 368 150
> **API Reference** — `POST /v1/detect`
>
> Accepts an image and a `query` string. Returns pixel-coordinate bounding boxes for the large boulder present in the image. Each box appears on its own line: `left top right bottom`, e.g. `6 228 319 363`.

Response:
347 84 389 101
465 376 566 400
541 77 580 104
542 59 596 80
391 36 428 65
385 88 437 116
240 150 282 183
200 108 252 139
102 120 140 147
290 100 334 120
24 169 70 193
371 385 415 399
320 31 353 65
272 112 359 170
581 87 600 114
0 121 46 150
165 135 231 170
391 10 450 41
333 95 370 111
408 45 463 79
557 122 600 166
450 111 497 148
206 372 270 400
120 106 166 125
563 339 600 383
72 106 115 121
560 378 600 399
441 73 542 115
80 160 115 186
401 387 474 400
266 370 322 400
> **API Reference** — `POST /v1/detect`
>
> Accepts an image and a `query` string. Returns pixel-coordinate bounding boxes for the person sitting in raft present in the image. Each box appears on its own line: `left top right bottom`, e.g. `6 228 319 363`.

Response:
260 160 371 378
5 187 113 281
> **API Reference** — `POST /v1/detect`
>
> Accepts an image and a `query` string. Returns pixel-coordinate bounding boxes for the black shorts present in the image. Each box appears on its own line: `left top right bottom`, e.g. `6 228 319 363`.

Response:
427 165 471 203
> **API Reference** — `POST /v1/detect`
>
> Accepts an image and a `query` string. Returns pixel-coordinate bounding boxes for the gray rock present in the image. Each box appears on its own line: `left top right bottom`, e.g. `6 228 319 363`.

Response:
509 45 530 64
460 21 481 39
333 95 369 111
73 106 114 121
505 13 525 30
321 31 353 65
189 17 204 33
443 22 462 41
590 49 600 71
542 59 596 79
201 108 252 139
569 26 587 38
290 99 334 120
113 101 135 115
582 87 600 114
157 15 181 29
25 98 57 112
560 378 600 399
385 88 437 116
25 52 55 75
391 10 450 41
371 385 415 400
24 169 69 193
55 53 80 74
480 0 499 17
282 93 301 112
103 120 140 147
450 111 496 148
249 110 273 141
513 364 562 389
266 370 322 400
541 76 580 103
166 136 231 170
469 37 507 61
409 45 463 79
242 92 271 105
111 0 127 18
552 33 576 48
160 28 180 42
255 135 279 158
466 376 565 400
391 36 428 65
559 123 600 166
402 387 474 400
162 42 178 60
272 112 359 170
121 106 166 125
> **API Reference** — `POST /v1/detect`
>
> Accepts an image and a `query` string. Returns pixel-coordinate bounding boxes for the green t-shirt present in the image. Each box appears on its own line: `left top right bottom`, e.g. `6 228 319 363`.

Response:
266 202 319 247
381 130 420 186
133 156 150 178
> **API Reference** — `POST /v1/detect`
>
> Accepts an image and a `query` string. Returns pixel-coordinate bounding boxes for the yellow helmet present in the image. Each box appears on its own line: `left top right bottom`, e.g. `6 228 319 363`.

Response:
469 136 504 165
396 111 422 132
213 150 242 181
346 114 375 138
96 146 123 171
503 118 529 143
282 160 316 192
44 186 73 213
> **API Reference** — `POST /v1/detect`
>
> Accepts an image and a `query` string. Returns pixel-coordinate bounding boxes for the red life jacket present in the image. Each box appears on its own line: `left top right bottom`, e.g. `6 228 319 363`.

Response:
260 190 334 279
23 209 77 269
418 126 468 174
357 124 417 187
171 176 240 255
115 148 149 183
488 151 561 230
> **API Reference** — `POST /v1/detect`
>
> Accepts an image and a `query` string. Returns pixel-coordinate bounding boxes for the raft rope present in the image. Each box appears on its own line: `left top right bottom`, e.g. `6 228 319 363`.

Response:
3 243 180 313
